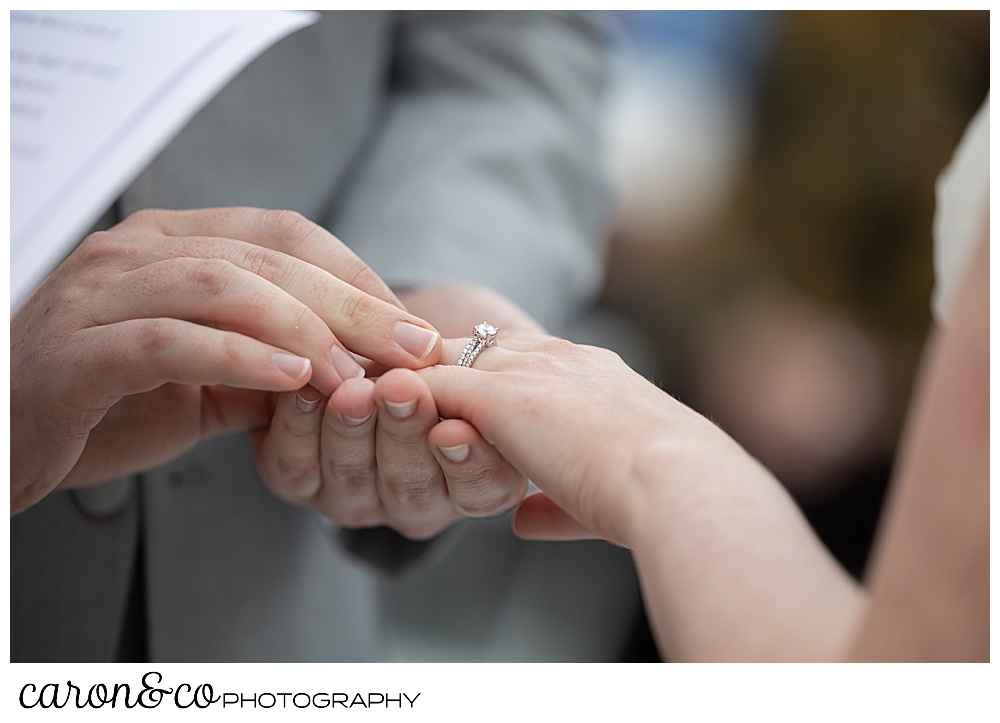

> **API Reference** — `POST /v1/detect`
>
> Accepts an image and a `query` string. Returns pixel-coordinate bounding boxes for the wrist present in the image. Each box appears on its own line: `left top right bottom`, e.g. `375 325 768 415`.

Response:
622 415 738 550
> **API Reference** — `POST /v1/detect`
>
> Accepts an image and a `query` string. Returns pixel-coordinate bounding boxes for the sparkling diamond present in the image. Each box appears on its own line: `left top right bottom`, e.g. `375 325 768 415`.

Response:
475 322 497 339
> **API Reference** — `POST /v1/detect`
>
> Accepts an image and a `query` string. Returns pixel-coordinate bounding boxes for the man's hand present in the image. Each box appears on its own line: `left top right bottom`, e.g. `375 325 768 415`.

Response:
253 283 541 539
11 207 442 514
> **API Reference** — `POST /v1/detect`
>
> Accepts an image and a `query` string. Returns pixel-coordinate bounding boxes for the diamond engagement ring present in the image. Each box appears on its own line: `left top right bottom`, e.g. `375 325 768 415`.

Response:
457 322 499 368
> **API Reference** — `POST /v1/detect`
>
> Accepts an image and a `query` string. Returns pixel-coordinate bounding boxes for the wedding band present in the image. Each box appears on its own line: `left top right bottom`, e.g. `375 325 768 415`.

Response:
457 322 499 368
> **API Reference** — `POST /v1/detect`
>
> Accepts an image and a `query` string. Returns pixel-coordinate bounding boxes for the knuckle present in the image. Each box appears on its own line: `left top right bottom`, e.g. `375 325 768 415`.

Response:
76 230 125 265
341 291 380 330
136 318 178 356
330 461 376 497
274 455 320 493
385 474 439 511
55 278 96 314
186 258 236 297
538 337 577 357
259 209 313 249
528 338 581 373
241 245 289 285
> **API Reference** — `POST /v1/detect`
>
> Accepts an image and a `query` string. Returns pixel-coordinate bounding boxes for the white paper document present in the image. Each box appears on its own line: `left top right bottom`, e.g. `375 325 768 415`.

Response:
10 10 318 309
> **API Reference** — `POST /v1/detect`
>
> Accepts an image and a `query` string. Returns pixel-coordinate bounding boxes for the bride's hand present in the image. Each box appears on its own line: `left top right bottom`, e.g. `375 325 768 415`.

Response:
419 332 747 547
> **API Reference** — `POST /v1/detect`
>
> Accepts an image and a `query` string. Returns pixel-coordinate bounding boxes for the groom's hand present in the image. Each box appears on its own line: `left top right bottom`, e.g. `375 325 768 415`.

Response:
11 206 442 514
254 283 539 539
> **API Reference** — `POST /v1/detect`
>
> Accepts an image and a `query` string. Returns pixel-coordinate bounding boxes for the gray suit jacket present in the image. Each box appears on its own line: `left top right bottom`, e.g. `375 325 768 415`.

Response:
11 10 609 662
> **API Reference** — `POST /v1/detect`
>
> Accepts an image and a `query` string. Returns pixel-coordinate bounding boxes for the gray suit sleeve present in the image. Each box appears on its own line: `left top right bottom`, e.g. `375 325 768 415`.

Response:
330 11 612 333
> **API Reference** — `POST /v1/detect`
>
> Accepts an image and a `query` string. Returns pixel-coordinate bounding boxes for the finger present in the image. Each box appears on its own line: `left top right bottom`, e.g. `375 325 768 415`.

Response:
438 334 547 367
98 256 360 395
415 363 498 431
314 376 383 528
428 418 527 517
255 385 326 504
512 492 601 541
65 384 271 491
66 318 313 405
439 337 472 365
127 207 405 309
373 368 454 539
147 233 442 369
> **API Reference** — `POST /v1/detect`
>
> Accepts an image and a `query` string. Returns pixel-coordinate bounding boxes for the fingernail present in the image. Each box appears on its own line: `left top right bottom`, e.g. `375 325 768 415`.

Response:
341 410 375 426
331 345 365 380
439 443 470 463
384 399 418 419
394 322 438 360
273 352 311 380
295 393 321 413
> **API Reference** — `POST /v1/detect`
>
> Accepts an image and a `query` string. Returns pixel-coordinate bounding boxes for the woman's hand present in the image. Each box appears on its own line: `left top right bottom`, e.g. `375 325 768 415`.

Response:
11 207 442 514
252 283 540 539
416 331 731 547
420 331 868 662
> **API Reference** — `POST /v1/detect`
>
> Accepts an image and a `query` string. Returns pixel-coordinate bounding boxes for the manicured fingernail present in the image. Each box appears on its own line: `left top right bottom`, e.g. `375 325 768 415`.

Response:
341 410 375 426
295 393 321 413
331 345 365 380
273 352 311 380
439 443 470 463
394 322 438 359
384 399 418 419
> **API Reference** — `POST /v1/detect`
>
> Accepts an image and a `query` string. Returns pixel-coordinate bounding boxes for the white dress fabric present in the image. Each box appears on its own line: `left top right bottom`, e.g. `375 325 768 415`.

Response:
932 94 989 324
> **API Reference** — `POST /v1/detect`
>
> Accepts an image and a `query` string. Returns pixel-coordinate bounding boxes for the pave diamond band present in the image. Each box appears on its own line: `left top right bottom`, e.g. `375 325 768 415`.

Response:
457 322 499 368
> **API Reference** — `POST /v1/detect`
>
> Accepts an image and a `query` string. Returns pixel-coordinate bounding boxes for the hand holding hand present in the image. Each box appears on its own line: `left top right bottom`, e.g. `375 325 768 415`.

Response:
254 283 542 538
11 207 441 514
418 331 736 547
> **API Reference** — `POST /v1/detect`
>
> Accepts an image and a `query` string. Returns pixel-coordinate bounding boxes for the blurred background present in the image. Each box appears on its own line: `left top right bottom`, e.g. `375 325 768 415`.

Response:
382 10 990 662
